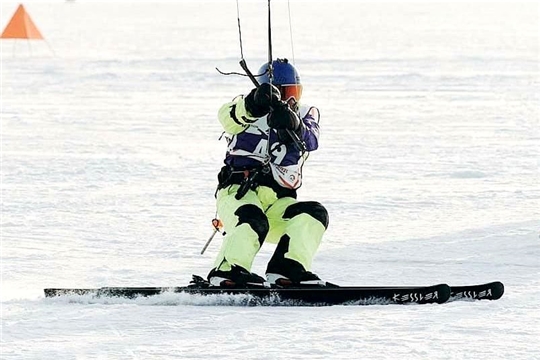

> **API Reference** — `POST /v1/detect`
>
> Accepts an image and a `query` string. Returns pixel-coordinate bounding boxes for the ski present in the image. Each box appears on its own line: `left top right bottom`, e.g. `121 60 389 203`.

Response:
43 285 450 305
43 277 504 306
44 276 449 305
449 281 504 301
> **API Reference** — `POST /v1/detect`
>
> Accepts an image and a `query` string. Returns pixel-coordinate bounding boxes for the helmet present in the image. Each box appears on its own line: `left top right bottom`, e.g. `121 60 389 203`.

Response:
258 58 303 102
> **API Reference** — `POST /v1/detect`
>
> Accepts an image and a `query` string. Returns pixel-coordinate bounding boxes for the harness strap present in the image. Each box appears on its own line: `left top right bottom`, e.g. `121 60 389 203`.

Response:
215 165 297 200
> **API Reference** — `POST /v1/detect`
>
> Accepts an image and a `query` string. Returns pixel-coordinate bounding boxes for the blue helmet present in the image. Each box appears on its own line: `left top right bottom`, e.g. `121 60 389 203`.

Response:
258 58 301 85
257 58 302 101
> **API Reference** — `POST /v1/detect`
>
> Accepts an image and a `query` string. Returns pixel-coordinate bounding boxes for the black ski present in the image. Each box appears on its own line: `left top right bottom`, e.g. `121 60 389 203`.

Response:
449 281 504 301
43 285 450 305
43 277 504 306
44 276 450 305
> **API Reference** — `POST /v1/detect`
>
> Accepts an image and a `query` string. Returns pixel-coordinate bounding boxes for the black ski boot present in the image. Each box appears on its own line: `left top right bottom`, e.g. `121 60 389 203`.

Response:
208 265 269 288
266 258 331 287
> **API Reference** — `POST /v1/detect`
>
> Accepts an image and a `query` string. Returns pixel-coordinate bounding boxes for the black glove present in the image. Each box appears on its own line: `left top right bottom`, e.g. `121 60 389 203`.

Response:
267 102 300 131
268 102 303 145
244 83 281 118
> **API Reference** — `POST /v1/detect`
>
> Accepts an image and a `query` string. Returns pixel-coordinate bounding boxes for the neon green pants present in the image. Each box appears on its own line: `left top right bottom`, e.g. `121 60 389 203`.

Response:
213 184 326 273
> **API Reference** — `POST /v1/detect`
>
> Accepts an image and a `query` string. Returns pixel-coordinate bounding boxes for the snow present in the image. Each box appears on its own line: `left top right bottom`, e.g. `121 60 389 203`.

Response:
1 1 539 359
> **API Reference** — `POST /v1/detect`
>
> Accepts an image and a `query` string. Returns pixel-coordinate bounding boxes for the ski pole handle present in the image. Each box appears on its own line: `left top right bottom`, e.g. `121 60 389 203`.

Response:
200 219 223 255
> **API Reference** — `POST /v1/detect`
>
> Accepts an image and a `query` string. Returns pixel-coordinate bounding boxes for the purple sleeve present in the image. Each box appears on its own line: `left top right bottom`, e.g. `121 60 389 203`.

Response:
300 107 320 152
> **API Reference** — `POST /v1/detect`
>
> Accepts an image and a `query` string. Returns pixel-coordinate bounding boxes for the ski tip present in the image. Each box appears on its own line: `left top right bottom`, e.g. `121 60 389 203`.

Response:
473 281 504 300
490 281 505 300
449 281 505 302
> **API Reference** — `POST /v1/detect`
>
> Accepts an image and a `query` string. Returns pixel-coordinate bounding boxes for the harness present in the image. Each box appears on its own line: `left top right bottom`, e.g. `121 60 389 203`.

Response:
216 164 296 200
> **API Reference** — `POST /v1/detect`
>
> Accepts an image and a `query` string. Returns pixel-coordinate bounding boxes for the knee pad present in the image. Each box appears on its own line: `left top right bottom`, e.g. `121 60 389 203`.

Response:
234 204 269 245
283 201 329 229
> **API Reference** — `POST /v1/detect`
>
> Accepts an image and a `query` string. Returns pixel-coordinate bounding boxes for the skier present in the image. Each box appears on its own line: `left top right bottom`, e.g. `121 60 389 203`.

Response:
208 58 329 287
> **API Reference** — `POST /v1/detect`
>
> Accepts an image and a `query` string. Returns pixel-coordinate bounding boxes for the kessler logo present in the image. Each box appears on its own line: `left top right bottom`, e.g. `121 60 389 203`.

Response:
393 290 439 303
453 289 492 299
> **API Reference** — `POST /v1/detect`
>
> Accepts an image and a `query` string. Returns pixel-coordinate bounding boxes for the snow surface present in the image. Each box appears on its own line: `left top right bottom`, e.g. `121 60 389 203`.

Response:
1 1 539 359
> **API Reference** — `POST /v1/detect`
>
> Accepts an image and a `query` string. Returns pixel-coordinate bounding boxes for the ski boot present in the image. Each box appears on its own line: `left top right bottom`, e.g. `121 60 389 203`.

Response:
266 258 337 288
208 265 269 288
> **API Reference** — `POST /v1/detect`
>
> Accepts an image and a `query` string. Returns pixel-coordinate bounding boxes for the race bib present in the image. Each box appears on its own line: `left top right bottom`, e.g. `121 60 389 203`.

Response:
269 163 302 189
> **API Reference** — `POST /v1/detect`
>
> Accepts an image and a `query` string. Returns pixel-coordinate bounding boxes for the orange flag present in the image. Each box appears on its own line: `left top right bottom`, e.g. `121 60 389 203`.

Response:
1 4 44 39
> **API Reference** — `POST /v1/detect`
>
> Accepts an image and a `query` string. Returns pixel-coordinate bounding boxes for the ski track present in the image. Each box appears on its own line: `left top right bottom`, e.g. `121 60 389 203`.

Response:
2 2 539 359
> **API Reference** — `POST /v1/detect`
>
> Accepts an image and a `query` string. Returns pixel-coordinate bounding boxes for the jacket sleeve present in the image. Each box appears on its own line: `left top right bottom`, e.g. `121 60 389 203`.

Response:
218 95 258 135
300 106 320 152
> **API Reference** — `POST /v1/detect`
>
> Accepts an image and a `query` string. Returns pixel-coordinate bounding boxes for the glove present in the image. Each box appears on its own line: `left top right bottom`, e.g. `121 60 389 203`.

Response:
267 102 300 131
244 83 281 118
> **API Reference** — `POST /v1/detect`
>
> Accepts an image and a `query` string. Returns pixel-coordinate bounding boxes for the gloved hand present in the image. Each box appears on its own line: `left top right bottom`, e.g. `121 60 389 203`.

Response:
267 102 301 131
244 83 281 118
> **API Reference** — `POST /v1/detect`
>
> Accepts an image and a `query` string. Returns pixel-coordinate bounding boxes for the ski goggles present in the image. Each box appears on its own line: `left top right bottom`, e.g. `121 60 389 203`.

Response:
278 84 303 102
